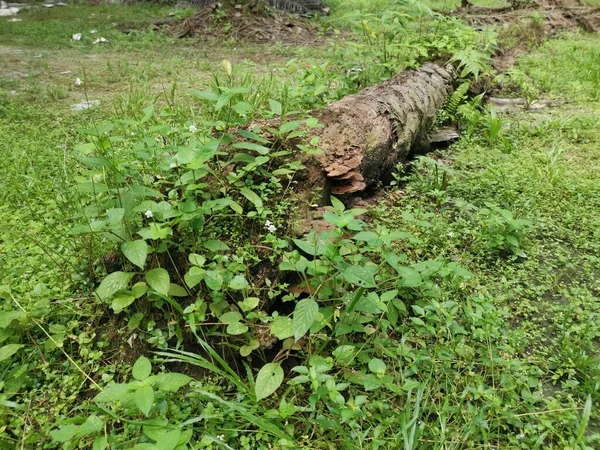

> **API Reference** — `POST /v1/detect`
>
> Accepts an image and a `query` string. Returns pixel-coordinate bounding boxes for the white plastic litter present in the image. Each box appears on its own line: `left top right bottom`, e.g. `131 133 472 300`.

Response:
72 33 82 41
93 37 108 44
0 5 19 16
70 100 100 112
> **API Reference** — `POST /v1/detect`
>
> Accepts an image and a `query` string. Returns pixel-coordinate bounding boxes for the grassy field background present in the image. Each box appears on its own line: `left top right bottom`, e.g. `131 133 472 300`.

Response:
1 1 599 448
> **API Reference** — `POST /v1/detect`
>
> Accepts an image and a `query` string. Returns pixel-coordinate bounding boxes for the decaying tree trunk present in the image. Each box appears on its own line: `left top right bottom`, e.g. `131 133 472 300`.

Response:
297 63 456 199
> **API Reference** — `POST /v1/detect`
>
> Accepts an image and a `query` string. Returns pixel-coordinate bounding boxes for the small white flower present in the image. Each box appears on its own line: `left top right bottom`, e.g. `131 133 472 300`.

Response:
189 125 197 133
75 77 82 86
264 219 276 233
72 33 82 41
144 210 153 218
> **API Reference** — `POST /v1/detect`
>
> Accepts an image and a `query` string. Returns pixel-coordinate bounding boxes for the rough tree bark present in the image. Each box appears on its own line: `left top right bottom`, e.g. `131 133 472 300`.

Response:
295 63 456 200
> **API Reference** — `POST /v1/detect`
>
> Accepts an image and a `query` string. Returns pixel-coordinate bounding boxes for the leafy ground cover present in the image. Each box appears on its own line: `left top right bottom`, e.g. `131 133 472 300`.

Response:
1 1 599 449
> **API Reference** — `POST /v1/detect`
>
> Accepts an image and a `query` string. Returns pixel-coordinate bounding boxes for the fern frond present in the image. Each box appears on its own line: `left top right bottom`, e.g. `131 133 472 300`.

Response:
450 48 491 81
445 81 470 118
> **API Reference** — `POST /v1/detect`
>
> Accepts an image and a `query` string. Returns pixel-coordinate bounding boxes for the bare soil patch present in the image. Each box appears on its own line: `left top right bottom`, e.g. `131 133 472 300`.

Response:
169 3 323 44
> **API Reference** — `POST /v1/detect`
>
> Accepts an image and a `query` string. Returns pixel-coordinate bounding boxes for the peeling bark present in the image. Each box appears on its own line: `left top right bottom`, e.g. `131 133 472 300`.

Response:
297 62 456 200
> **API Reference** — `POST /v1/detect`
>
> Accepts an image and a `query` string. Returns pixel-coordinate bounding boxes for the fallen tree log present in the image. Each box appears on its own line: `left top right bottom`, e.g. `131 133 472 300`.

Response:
456 5 600 32
294 62 456 200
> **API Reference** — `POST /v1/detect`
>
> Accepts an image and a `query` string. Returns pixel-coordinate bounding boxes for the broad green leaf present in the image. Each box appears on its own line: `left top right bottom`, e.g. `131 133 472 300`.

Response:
219 312 243 324
95 271 133 301
239 129 269 143
106 208 125 223
354 292 384 314
292 234 327 256
132 444 158 450
368 358 387 375
238 296 259 312
184 266 204 289
154 373 192 392
155 429 181 450
255 362 284 401
131 282 148 298
168 284 188 297
270 316 293 340
92 436 108 450
142 419 168 441
122 240 149 269
133 356 152 381
332 345 356 365
352 231 379 242
293 299 318 341
49 424 79 442
228 275 249 290
0 311 25 329
330 196 345 212
232 101 253 116
322 211 347 228
226 322 249 335
146 268 170 296
189 253 206 267
203 240 230 252
111 293 136 312
0 343 25 362
343 265 377 288
380 290 398 303
215 92 232 111
77 415 103 437
240 339 260 357
279 120 301 135
269 99 282 115
240 187 264 209
203 270 223 291
395 266 423 287
93 383 132 403
135 385 155 416
232 142 270 155
193 89 219 102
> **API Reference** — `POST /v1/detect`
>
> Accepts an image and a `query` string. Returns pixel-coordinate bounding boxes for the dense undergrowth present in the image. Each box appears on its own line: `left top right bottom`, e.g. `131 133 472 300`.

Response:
1 1 599 449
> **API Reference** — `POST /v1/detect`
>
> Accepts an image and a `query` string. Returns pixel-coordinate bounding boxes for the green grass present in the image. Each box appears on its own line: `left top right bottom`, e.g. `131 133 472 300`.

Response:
368 34 600 447
0 3 177 48
1 1 600 449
